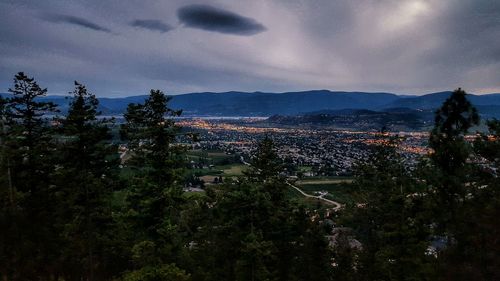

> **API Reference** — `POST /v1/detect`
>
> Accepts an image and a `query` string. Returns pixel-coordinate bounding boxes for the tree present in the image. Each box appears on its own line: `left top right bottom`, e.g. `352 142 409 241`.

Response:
122 264 190 281
429 88 479 174
245 136 283 182
0 72 59 280
428 88 479 243
121 89 183 188
0 96 13 209
120 89 187 278
4 72 58 201
340 138 433 281
244 137 287 203
54 81 121 281
433 119 500 280
186 137 333 281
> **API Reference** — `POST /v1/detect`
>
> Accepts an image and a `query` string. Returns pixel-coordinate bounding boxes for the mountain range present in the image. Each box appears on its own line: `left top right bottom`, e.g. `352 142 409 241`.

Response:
265 108 436 131
2 90 500 118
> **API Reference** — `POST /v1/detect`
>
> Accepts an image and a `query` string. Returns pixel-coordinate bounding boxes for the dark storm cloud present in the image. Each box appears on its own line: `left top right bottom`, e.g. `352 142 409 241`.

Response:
177 4 266 35
441 0 500 63
130 19 172 33
1 0 500 96
43 14 112 33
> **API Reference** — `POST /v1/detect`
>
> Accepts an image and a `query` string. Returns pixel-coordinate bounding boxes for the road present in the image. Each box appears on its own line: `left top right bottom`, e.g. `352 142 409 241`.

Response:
241 157 343 211
286 182 343 211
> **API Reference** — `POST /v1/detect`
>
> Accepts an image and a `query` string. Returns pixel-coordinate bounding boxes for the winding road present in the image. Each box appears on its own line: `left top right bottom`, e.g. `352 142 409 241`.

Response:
286 182 343 211
241 157 343 211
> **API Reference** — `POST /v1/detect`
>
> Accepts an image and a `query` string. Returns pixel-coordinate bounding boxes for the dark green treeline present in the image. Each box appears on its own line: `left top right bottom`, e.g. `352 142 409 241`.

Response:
0 73 499 281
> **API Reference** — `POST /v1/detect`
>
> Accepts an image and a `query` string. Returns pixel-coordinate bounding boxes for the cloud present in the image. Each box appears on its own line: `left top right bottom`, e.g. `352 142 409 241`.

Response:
1 0 499 96
43 14 111 33
130 19 172 33
177 4 266 35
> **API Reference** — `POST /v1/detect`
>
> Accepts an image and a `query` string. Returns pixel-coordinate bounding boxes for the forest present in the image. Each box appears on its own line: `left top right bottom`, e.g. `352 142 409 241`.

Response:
1 72 499 281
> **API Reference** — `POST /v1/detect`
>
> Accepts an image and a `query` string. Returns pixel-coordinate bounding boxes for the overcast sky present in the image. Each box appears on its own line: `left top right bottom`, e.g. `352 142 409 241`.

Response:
0 0 499 96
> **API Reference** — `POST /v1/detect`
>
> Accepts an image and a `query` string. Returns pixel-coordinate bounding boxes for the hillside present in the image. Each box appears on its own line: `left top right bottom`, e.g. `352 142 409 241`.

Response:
168 90 400 116
265 108 434 131
2 90 500 117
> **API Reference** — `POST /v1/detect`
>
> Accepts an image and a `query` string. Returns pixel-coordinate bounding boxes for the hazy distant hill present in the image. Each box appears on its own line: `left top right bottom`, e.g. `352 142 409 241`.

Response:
265 108 434 131
167 90 401 116
383 91 500 110
2 90 500 117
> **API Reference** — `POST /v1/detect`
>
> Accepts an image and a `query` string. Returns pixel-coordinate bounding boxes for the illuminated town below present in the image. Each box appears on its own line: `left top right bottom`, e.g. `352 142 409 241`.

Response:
177 118 433 176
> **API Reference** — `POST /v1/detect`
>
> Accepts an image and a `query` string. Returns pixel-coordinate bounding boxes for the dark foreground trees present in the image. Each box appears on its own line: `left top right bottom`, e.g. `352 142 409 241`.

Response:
187 138 333 281
337 138 434 281
426 89 500 280
0 72 59 280
119 89 189 280
335 88 498 281
0 74 499 281
434 118 500 280
54 82 121 280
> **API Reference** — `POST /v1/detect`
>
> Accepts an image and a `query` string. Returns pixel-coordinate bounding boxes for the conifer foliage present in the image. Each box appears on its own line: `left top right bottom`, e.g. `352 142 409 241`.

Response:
0 73 498 281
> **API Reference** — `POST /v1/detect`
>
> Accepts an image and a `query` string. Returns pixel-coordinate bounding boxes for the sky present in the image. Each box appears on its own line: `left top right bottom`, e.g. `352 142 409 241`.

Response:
0 0 499 97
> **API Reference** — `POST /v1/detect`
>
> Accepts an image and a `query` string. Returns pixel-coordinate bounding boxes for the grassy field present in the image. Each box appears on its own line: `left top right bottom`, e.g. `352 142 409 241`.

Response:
285 186 328 210
295 177 358 204
296 177 353 185
219 164 247 176
194 164 247 181
186 150 237 164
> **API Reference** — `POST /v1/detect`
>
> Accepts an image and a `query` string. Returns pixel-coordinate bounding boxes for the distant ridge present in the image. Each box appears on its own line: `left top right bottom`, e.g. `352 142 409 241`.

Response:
2 90 500 117
266 108 433 131
168 90 400 116
384 91 500 109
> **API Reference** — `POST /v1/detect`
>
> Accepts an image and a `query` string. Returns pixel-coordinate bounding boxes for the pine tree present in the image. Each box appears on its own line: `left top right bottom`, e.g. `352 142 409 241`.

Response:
0 96 13 209
187 137 333 281
433 119 500 280
244 136 287 203
342 138 433 280
54 81 121 281
121 89 183 188
120 89 187 278
429 88 479 174
245 136 283 182
0 72 59 280
428 88 479 241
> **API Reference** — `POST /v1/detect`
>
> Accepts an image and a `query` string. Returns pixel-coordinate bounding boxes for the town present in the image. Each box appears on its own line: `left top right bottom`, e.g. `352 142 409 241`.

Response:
177 118 430 178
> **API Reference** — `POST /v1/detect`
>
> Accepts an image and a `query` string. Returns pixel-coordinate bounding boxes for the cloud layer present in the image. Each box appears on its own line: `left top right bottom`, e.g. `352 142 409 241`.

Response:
0 0 499 97
130 19 172 33
177 4 266 35
43 14 111 33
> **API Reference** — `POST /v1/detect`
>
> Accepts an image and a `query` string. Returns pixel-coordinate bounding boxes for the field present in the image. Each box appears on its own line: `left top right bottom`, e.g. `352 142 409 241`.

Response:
186 149 247 181
285 187 329 210
296 177 353 185
294 177 357 204
123 148 356 206
186 150 235 162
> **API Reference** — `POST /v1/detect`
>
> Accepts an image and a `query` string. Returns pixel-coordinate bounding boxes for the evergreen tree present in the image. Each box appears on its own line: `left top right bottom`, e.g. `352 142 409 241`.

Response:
121 90 183 187
341 138 433 280
187 138 333 281
0 96 13 209
54 82 121 280
120 89 187 278
430 88 479 175
428 88 479 246
0 72 59 280
245 136 283 182
244 136 287 203
433 119 500 280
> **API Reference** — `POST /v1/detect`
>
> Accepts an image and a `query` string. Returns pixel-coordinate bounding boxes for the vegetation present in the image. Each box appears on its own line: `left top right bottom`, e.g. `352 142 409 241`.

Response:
0 73 499 281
